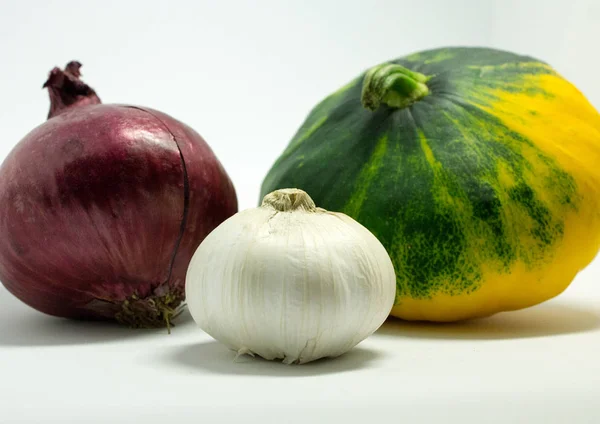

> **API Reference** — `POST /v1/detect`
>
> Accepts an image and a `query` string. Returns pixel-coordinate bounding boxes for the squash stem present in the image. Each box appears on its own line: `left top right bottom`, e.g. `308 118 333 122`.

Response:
361 63 431 111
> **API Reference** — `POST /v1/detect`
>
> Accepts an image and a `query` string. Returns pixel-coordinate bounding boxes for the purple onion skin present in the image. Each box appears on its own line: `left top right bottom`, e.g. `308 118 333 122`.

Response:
0 63 238 328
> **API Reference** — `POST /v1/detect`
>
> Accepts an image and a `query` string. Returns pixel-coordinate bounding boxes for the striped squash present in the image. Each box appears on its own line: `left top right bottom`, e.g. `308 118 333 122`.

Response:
260 47 600 322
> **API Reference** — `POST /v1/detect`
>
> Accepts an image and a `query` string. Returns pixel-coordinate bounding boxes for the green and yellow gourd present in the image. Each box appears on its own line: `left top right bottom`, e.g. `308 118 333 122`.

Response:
260 47 600 322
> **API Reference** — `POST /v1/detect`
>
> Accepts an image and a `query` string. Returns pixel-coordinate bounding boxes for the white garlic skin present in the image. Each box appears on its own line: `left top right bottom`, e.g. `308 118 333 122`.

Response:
185 190 396 365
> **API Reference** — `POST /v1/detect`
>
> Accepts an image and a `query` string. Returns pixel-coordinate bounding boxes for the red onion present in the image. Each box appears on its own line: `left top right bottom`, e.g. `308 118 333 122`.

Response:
0 61 237 329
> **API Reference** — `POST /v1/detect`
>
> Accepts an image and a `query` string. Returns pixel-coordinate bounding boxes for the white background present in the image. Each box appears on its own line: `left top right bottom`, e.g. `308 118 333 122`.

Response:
0 0 599 423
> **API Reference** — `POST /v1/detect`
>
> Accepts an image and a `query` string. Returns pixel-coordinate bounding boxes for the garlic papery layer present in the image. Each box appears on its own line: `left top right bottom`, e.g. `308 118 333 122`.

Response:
185 188 396 365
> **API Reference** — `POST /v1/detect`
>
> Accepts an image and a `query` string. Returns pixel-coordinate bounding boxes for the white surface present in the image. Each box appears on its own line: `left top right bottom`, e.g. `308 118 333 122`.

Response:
1 269 600 424
1 0 599 423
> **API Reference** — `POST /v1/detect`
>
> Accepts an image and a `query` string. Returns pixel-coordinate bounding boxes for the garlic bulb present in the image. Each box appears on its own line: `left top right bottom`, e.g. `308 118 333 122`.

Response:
185 188 396 364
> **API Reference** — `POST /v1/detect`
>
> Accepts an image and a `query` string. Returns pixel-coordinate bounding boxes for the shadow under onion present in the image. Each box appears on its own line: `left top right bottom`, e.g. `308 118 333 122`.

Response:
0 294 194 347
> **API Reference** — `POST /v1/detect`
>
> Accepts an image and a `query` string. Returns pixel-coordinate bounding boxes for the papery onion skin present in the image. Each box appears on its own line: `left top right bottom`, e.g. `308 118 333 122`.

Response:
0 62 238 328
186 189 396 364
